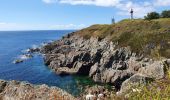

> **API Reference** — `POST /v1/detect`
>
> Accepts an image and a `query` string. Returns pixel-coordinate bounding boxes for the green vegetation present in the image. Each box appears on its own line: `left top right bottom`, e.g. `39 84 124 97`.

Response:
76 18 170 58
144 12 160 20
111 75 170 100
144 10 170 20
161 10 170 18
128 76 170 100
127 53 170 100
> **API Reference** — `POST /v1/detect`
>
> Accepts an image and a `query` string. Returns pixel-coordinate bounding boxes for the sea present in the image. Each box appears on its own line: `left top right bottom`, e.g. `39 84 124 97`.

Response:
0 30 81 96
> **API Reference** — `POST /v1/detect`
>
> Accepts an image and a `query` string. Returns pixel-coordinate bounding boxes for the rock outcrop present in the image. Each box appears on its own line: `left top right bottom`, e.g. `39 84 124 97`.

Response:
41 33 168 93
0 80 76 100
118 74 153 95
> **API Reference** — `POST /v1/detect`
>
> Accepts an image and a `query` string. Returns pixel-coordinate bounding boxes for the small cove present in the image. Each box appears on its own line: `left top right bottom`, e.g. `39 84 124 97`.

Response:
0 30 87 96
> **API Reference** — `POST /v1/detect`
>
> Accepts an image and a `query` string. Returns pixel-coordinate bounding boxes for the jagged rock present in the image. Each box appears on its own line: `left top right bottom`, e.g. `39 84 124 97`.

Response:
118 74 153 95
0 80 76 100
55 67 77 75
93 73 101 83
138 61 165 79
116 62 128 70
0 80 7 93
100 69 133 89
89 63 99 77
28 48 40 53
127 58 142 72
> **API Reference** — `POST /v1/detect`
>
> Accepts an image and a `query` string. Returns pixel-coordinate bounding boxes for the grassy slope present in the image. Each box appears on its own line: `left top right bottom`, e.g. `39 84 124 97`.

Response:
76 18 170 58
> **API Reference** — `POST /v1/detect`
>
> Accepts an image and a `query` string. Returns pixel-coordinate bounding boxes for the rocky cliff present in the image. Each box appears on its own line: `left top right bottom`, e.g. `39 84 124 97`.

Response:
0 80 76 100
41 31 170 94
41 18 170 92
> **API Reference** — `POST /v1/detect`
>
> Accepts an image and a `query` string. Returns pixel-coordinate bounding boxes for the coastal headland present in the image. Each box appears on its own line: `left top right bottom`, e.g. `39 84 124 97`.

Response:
41 18 170 99
1 18 170 99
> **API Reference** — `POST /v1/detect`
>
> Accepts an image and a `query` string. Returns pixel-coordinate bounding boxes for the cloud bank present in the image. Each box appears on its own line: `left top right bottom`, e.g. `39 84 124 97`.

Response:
42 0 170 18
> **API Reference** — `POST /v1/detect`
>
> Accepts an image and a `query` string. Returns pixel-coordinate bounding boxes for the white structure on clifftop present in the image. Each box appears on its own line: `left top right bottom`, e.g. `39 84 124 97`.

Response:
112 17 115 24
130 8 134 19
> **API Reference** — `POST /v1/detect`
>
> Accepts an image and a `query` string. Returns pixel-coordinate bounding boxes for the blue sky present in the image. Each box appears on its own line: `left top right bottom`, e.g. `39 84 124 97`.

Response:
0 0 170 30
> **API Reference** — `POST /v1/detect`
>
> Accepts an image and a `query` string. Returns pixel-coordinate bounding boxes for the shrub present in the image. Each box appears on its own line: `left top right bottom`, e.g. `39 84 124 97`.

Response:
161 10 170 18
144 12 160 20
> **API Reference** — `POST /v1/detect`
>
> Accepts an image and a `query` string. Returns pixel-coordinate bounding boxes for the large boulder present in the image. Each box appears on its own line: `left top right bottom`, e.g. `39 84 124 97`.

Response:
138 61 165 79
118 74 153 95
166 59 170 64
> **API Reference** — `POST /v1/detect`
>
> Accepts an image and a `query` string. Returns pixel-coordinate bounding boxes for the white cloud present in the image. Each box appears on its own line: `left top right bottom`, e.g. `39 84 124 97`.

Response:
154 0 170 6
42 0 170 18
0 22 86 31
60 0 122 7
0 22 19 30
42 0 122 6
50 24 86 29
42 0 58 4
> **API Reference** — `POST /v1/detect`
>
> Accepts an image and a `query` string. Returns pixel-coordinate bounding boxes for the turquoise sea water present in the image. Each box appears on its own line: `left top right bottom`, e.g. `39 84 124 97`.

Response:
0 30 81 95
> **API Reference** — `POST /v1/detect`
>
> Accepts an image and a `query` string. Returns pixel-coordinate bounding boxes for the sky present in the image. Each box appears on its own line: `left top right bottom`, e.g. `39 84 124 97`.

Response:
0 0 170 30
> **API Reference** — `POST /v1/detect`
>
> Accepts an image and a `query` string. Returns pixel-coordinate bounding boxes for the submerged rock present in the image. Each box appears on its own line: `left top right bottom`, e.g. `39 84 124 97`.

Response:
27 48 40 53
13 59 24 64
13 54 33 64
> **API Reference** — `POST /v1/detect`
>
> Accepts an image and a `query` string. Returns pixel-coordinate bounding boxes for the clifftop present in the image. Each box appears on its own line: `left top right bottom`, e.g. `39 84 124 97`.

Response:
76 18 170 58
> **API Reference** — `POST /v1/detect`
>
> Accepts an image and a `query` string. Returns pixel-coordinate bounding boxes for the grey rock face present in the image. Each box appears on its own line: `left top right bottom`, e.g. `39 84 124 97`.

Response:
118 74 153 94
89 63 99 77
41 33 167 92
138 61 165 79
0 80 76 100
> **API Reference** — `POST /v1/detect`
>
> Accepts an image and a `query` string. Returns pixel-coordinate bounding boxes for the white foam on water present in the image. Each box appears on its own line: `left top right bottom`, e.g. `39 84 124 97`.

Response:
41 42 48 46
18 54 32 60
48 40 54 43
22 49 30 53
19 55 29 60
32 44 39 49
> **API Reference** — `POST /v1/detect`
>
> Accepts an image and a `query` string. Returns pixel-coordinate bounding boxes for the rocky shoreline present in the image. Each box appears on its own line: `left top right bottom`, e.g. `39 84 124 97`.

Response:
1 31 170 100
41 32 170 95
0 80 76 100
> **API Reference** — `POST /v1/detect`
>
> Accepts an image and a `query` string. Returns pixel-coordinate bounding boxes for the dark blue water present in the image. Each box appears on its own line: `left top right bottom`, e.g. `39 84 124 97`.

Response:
0 30 80 95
